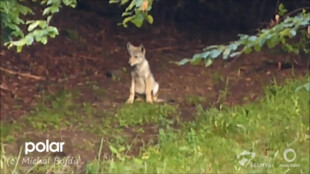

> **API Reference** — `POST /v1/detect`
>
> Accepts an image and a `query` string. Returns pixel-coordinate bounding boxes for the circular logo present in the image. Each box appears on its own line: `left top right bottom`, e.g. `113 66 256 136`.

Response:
283 148 296 163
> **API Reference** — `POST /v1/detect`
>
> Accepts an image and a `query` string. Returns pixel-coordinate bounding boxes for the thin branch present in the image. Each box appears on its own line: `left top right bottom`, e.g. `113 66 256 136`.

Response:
150 46 177 52
76 54 105 61
0 67 45 80
280 7 310 22
0 84 10 91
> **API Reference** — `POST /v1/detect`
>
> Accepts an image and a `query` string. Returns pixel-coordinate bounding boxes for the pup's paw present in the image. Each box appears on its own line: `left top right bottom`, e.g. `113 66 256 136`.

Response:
126 98 134 104
146 98 153 103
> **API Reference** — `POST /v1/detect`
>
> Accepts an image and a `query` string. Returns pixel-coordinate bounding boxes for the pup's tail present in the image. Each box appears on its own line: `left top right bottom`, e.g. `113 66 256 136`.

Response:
153 83 175 103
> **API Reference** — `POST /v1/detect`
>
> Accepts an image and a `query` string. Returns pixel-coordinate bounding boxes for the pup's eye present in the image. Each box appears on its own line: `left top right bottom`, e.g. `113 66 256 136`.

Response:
135 56 138 58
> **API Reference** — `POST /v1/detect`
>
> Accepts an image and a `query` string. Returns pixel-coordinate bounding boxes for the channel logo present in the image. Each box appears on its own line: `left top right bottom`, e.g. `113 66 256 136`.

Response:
25 140 65 155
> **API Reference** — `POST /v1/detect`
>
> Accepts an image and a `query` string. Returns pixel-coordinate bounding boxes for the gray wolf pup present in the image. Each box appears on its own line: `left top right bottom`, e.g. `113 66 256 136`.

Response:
126 42 160 103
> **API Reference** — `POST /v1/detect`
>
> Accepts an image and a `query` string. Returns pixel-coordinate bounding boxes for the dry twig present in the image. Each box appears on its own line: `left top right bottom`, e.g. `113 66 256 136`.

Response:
0 66 44 80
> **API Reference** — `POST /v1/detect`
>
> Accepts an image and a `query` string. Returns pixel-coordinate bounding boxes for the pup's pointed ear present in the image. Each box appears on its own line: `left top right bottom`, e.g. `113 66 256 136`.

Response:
127 42 132 54
139 44 145 54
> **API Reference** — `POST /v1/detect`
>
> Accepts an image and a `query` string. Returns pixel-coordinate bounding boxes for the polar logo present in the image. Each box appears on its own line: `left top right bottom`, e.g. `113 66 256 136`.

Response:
25 140 65 155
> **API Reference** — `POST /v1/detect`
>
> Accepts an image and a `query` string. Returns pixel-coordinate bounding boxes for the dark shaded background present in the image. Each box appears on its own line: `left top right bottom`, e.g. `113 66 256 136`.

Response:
77 0 309 34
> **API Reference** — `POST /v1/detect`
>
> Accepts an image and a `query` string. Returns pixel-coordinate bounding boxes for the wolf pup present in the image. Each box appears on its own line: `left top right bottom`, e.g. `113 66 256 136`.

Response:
126 42 160 103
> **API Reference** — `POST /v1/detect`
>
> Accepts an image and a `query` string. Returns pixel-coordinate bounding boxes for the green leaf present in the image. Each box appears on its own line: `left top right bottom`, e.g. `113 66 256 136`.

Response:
40 36 47 44
230 51 242 57
43 7 51 15
125 0 136 12
122 11 132 17
190 58 202 65
62 0 77 7
254 44 262 52
28 21 40 31
147 15 153 24
135 0 145 7
289 29 296 37
280 28 293 38
222 47 231 59
121 0 129 5
17 46 22 52
109 145 119 154
134 158 143 164
238 34 249 41
209 49 223 59
11 39 26 47
229 41 241 51
204 58 213 67
266 36 279 48
178 58 191 65
122 16 135 27
248 36 257 42
50 6 59 14
24 35 34 45
47 0 54 5
109 0 120 3
203 45 219 51
118 146 126 152
38 21 47 28
17 4 33 15
130 13 144 27
47 16 52 24
278 3 287 16
243 46 252 54
33 30 44 42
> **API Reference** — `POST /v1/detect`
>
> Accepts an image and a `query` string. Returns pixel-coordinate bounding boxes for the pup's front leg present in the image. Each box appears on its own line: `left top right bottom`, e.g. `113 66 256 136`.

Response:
145 78 153 103
126 78 135 104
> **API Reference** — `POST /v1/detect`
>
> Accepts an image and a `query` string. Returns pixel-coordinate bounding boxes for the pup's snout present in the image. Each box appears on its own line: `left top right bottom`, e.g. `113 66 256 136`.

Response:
128 58 134 66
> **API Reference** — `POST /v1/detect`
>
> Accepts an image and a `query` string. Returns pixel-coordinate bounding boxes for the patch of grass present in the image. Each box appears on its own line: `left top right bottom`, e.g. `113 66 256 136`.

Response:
1 77 309 174
216 76 230 104
0 125 16 143
89 77 309 173
94 88 107 96
1 120 25 143
82 102 94 116
24 90 80 130
186 95 206 105
212 71 224 82
116 102 177 127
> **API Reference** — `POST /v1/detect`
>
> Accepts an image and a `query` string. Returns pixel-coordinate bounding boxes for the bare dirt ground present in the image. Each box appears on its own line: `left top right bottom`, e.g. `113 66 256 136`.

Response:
0 7 309 162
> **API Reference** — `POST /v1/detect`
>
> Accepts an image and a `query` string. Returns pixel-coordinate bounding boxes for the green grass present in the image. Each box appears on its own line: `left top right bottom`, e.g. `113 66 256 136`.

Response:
1 77 309 174
24 90 81 130
1 90 85 142
186 95 206 105
88 77 309 173
116 102 177 127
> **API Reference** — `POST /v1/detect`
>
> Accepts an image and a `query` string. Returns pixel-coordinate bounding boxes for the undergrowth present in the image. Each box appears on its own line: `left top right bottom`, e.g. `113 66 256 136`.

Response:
0 77 309 173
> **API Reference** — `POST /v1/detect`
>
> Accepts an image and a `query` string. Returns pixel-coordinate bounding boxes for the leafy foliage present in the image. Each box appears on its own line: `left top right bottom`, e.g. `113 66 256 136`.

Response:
179 10 310 67
1 0 77 52
109 0 154 27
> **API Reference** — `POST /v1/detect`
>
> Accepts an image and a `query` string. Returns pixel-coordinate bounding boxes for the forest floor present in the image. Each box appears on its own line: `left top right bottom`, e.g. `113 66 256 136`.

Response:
0 6 309 173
